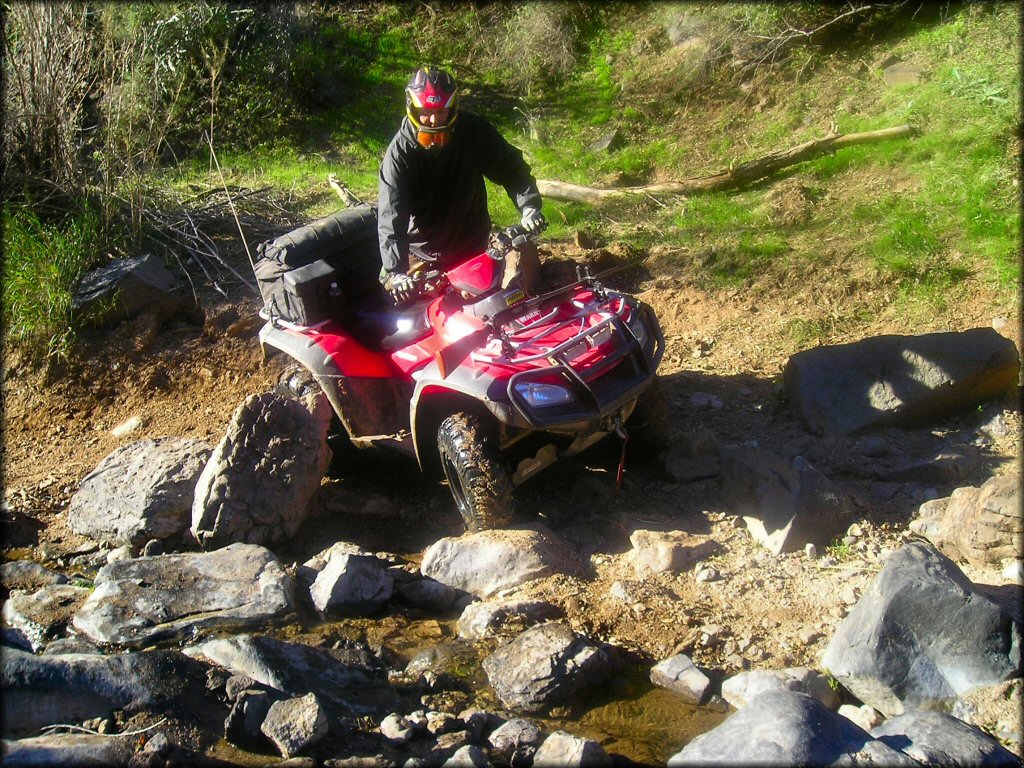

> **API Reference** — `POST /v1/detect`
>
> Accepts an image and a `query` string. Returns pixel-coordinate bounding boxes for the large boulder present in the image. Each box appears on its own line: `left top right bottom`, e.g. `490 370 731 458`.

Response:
822 541 1021 716
184 634 395 715
72 253 203 328
421 526 587 599
871 710 1020 766
667 690 918 766
191 392 331 550
1 648 211 738
720 449 853 554
911 474 1022 568
784 328 1019 436
1 734 135 767
67 437 212 547
482 622 615 713
72 543 296 647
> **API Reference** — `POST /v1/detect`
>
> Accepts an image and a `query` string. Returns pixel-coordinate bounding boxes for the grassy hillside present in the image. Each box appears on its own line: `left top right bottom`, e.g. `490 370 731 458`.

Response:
3 1 1019 358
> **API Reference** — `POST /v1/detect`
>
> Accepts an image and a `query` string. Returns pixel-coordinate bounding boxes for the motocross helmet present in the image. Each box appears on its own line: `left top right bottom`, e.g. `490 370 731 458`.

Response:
405 66 459 149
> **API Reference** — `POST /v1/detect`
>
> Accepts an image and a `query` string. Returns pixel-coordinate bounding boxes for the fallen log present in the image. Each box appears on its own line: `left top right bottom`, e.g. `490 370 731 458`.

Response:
537 125 917 204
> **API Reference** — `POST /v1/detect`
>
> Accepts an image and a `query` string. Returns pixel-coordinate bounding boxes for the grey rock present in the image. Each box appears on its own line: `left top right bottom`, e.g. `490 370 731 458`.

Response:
225 689 280 748
854 435 888 458
721 667 839 711
720 449 853 554
41 636 102 655
72 543 295 647
784 328 1019 436
488 718 544 762
482 622 615 713
588 129 621 153
297 542 370 588
649 654 710 704
822 541 1020 716
1 584 90 650
0 733 134 767
628 529 718 576
261 693 329 758
871 710 1020 766
911 475 1022 568
0 628 33 652
380 713 414 745
421 526 587 599
878 448 977 484
1 648 210 738
667 690 918 766
396 577 459 611
883 62 924 86
310 550 394 615
443 744 488 767
533 730 610 767
191 392 331 550
838 703 883 732
67 437 212 547
185 634 393 715
0 561 68 594
457 599 563 640
72 253 202 329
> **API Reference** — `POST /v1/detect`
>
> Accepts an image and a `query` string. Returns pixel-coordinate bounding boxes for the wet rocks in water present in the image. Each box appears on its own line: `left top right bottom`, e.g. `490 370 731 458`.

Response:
1 584 91 651
649 653 710 704
533 730 611 767
72 543 296 647
457 598 563 640
668 690 918 766
488 718 544 764
0 561 68 597
420 526 587 599
225 688 282 749
482 622 615 713
720 449 853 554
190 391 332 550
822 541 1021 716
783 328 1020 436
67 437 212 548
720 666 839 711
308 549 394 616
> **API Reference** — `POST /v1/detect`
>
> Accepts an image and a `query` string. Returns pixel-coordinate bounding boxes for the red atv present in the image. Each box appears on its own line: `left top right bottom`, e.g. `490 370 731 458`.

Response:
256 206 667 531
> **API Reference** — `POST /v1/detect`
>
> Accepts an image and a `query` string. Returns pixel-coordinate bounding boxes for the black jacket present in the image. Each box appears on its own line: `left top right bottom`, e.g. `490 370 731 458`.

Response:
377 109 542 275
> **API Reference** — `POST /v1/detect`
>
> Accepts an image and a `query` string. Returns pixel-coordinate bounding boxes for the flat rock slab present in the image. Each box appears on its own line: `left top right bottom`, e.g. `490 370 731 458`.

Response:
421 526 587 598
784 328 1019 436
72 543 296 647
720 667 839 710
668 690 918 766
823 541 1020 716
1 648 211 738
482 622 615 713
185 634 395 715
1 584 91 651
871 710 1020 766
68 437 212 547
1 733 135 767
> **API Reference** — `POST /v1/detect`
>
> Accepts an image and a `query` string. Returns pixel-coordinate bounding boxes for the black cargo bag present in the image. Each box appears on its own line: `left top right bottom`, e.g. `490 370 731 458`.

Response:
255 203 385 325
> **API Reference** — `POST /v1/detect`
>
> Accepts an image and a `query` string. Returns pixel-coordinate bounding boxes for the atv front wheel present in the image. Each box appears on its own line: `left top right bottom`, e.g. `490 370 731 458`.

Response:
274 364 352 473
437 412 515 532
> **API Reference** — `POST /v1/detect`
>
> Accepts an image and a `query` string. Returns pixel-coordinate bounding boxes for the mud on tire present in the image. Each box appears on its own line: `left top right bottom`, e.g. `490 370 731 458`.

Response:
437 412 515 532
274 364 351 473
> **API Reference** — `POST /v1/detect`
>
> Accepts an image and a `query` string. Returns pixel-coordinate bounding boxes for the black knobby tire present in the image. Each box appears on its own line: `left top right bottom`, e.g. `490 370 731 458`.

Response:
275 364 322 399
627 375 671 456
437 412 515 532
274 364 352 474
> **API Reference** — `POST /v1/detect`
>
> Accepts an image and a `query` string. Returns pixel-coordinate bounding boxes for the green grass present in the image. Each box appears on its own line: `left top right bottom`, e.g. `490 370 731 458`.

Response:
2 206 102 358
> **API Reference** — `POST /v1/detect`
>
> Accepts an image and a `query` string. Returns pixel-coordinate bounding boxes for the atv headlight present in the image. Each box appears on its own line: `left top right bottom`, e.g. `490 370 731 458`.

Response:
627 310 648 347
513 381 575 407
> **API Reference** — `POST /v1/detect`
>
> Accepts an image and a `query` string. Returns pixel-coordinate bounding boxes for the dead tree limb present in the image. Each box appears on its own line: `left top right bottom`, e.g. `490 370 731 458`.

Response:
537 124 917 205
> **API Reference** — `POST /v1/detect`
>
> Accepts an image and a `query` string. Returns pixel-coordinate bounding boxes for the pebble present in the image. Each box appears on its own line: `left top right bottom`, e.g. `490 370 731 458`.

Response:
695 566 721 583
804 543 817 560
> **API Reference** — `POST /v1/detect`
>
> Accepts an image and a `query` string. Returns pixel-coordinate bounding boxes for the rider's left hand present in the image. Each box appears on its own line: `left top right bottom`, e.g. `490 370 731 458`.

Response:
387 271 417 303
520 207 546 234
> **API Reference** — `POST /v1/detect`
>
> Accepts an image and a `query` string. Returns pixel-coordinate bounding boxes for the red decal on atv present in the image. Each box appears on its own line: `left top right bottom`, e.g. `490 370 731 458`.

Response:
307 330 394 378
447 257 500 295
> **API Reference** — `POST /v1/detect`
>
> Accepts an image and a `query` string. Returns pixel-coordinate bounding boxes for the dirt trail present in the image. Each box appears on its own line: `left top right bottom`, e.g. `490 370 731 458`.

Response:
2 239 1020 677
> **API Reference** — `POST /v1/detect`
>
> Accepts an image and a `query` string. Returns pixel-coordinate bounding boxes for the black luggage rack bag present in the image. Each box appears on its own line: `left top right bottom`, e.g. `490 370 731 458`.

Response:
255 203 384 326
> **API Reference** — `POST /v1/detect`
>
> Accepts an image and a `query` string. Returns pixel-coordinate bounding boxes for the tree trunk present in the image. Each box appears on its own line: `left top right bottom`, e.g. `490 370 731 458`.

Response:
537 125 917 204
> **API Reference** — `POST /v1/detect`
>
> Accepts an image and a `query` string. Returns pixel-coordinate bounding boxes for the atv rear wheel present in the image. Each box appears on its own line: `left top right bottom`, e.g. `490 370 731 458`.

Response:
437 412 515 532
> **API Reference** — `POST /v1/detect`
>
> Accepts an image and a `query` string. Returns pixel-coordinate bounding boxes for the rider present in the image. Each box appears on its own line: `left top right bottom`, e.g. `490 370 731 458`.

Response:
378 66 546 303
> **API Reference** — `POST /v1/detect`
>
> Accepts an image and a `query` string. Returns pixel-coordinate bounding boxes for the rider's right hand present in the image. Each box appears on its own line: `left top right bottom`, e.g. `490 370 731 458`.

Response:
387 271 417 303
